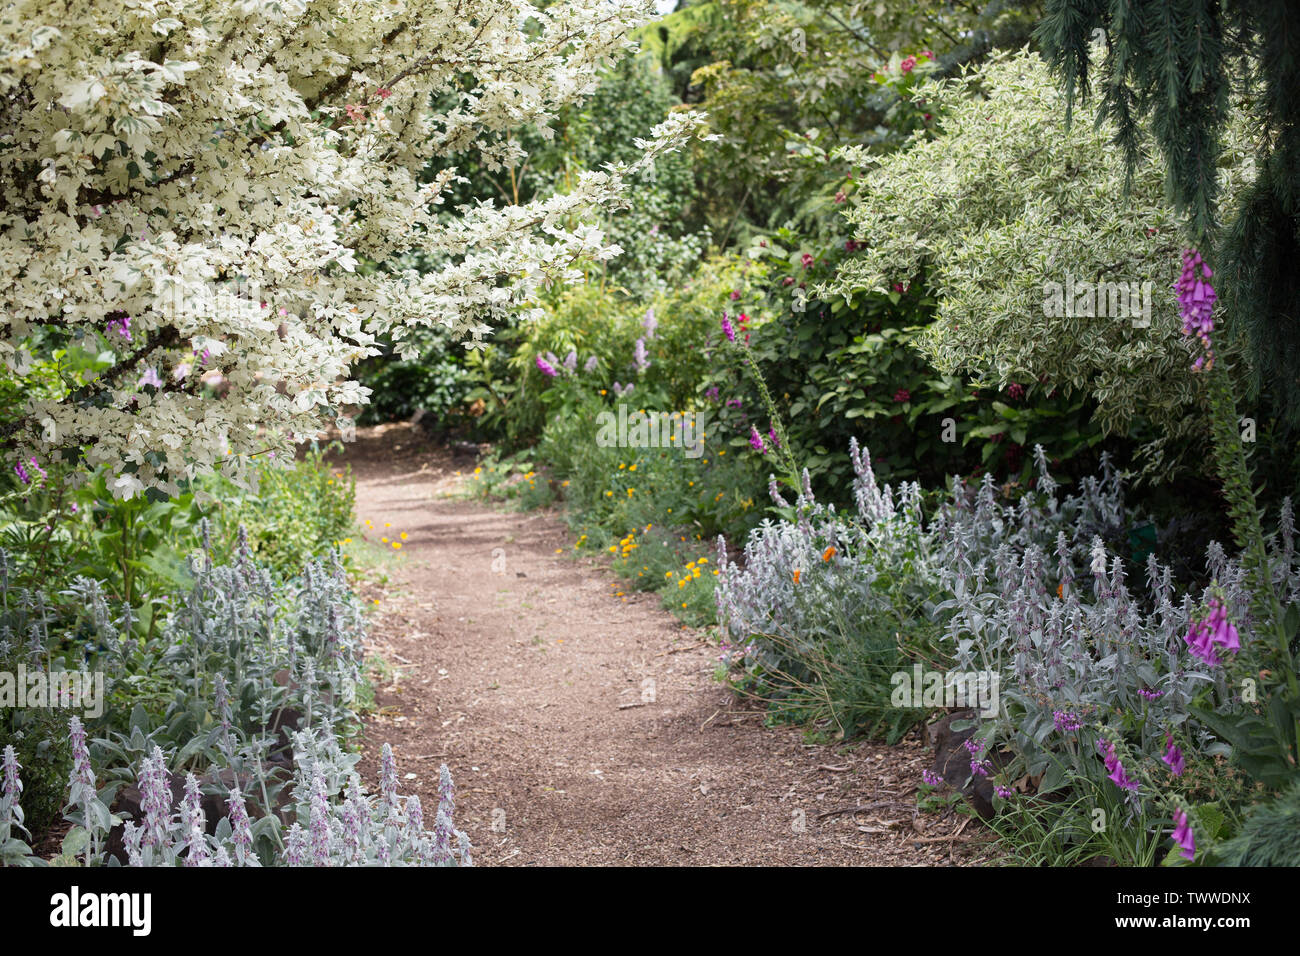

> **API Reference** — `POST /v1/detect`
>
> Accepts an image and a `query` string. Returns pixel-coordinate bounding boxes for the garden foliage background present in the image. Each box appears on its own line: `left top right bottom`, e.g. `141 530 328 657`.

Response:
2 0 1300 867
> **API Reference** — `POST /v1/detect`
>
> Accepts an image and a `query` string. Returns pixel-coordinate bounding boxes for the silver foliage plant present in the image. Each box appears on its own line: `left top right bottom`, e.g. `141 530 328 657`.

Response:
0 525 472 867
716 440 1300 798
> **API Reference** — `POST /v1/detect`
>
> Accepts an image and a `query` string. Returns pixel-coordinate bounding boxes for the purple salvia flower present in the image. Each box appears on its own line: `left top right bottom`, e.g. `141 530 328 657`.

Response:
583 355 599 373
633 337 649 372
1138 688 1164 701
562 350 577 372
641 307 657 339
1053 710 1082 733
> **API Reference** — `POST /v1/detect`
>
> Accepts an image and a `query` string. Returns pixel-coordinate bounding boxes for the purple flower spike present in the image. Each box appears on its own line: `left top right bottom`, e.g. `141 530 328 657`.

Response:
1172 808 1195 861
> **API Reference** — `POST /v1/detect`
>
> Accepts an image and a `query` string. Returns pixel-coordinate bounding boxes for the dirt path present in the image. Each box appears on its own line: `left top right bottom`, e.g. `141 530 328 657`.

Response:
337 424 987 866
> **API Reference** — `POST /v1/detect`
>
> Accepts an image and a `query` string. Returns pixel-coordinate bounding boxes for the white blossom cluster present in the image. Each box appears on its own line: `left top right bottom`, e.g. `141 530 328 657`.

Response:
0 0 711 496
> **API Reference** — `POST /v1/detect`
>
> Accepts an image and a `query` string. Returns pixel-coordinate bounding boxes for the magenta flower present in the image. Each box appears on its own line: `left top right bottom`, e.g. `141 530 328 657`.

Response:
1162 734 1185 776
535 354 558 377
1098 739 1139 792
893 388 911 403
994 785 1014 799
749 426 766 454
768 427 779 447
730 290 741 301
1172 808 1195 861
900 55 917 73
704 386 720 401
721 313 736 343
921 770 943 786
1175 249 1217 369
800 253 814 269
1184 599 1240 666
12 461 29 484
1053 710 1082 733
1006 382 1025 400
1138 688 1164 701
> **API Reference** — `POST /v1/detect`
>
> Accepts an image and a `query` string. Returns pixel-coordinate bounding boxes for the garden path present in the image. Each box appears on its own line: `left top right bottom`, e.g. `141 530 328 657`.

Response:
337 424 983 866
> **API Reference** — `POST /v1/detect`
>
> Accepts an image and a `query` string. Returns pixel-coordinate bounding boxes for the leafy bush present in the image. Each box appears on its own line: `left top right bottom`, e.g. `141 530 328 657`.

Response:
827 49 1259 479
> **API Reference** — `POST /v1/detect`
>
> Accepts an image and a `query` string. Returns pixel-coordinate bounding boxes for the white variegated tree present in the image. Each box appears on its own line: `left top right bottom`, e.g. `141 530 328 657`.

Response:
0 0 709 497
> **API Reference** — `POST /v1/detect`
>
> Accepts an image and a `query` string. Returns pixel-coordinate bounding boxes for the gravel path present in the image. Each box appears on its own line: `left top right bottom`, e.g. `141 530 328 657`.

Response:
338 424 988 866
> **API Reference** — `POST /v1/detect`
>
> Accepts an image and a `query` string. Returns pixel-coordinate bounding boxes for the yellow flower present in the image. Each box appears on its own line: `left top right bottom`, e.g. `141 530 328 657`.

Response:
381 537 389 543
666 571 674 578
400 532 408 540
555 548 563 554
698 557 708 564
392 542 402 550
628 464 637 472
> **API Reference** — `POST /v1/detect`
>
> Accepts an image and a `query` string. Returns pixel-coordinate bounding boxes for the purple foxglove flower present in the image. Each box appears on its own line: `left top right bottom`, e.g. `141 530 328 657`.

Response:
1175 249 1217 366
535 354 558 377
1172 807 1195 861
749 426 765 454
721 313 736 343
1162 735 1185 776
12 461 28 484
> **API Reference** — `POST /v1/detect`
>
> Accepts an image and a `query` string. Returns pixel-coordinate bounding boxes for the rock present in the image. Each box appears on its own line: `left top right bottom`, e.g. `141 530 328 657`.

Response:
927 708 1002 822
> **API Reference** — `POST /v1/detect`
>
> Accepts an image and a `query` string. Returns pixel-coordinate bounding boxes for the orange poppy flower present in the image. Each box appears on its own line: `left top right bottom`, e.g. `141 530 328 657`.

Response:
793 569 801 584
822 546 837 562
